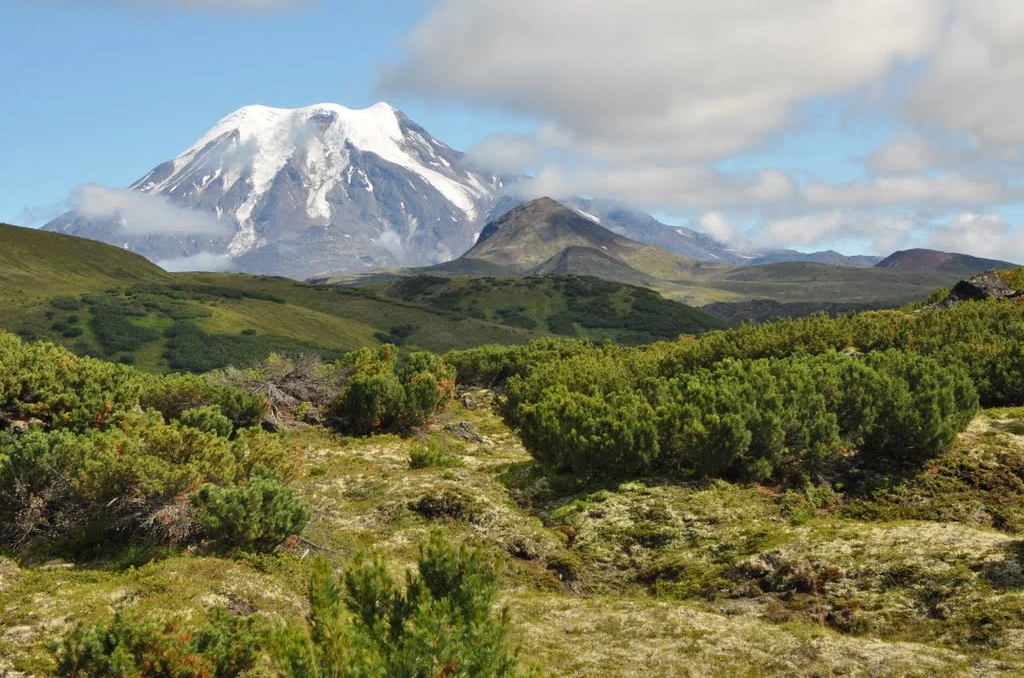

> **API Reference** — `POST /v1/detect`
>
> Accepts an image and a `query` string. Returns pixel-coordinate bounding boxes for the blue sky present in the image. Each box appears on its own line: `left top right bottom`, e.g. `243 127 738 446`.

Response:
1 0 519 222
4 0 1024 260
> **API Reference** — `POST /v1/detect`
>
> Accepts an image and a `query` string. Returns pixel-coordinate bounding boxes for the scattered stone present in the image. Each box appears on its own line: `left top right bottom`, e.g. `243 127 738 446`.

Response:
411 489 476 522
225 595 256 617
444 420 485 444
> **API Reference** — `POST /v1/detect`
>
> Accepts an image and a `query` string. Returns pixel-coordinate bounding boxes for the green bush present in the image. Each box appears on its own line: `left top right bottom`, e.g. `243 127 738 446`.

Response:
0 418 300 553
856 350 978 467
409 437 465 470
140 373 267 431
0 334 141 432
511 350 977 484
518 385 660 478
192 472 310 551
275 532 520 677
397 351 457 429
331 346 456 435
179 405 234 438
55 607 267 677
0 332 305 556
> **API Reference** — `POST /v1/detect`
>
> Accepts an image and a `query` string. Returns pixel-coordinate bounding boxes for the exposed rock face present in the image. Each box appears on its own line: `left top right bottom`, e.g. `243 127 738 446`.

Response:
928 270 1024 309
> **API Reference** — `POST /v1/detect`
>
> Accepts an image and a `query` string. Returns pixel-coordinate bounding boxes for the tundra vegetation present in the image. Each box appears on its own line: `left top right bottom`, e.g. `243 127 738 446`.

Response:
2 290 1024 675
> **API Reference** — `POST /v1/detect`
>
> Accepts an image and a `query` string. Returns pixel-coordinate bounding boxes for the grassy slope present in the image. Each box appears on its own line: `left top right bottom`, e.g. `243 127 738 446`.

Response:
4 397 1024 675
326 251 963 309
0 225 546 370
0 224 730 370
700 262 964 304
380 274 726 344
0 223 168 298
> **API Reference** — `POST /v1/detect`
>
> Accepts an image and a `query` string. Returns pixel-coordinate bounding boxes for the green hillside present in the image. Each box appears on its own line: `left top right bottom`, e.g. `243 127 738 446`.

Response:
0 223 725 372
699 261 961 304
0 224 541 371
0 222 169 297
382 274 726 344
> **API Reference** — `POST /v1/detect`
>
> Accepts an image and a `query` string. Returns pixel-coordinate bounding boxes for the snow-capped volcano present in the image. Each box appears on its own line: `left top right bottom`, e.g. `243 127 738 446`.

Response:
45 103 503 277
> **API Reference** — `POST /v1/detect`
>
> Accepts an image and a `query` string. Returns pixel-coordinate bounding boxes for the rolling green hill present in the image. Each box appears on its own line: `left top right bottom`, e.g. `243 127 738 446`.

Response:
876 248 1019 274
0 223 724 371
381 274 726 344
0 222 169 298
0 223 542 372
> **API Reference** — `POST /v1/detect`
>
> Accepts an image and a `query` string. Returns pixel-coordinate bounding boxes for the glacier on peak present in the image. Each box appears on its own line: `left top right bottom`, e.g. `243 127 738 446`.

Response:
46 101 505 277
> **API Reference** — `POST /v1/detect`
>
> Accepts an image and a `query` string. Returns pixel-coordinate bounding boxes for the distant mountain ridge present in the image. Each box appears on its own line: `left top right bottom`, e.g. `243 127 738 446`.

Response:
42 101 883 279
875 249 1019 275
549 198 882 268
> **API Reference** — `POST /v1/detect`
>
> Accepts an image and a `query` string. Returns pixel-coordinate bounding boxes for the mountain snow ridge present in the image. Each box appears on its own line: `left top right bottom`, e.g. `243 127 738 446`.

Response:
47 102 503 277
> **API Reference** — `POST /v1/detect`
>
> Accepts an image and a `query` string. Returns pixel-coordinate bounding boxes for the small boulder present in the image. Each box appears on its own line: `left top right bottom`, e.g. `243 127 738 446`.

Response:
444 420 485 444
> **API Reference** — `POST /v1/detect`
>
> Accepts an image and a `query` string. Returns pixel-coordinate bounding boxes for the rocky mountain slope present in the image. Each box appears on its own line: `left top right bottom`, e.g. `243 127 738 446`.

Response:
45 103 504 279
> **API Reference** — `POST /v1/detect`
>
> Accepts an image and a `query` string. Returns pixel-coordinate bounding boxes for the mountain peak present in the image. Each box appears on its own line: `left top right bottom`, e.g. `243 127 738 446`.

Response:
462 197 696 276
875 248 1019 275
471 197 617 253
46 102 502 277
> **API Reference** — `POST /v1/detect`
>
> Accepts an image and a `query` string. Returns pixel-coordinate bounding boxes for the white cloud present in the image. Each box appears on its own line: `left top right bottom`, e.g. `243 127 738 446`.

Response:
74 184 233 235
928 213 1024 262
866 136 942 175
157 252 237 272
384 0 942 163
804 175 1023 207
907 1 1024 153
763 210 916 252
509 165 796 211
698 212 734 243
764 210 850 247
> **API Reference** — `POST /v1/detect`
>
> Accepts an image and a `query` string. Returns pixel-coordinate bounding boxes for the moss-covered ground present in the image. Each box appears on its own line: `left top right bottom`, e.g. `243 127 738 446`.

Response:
4 393 1024 676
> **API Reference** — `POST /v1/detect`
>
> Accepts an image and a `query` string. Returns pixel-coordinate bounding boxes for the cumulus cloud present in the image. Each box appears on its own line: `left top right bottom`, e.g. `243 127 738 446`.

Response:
157 252 237 272
866 137 943 175
383 0 942 163
510 165 796 211
907 1 1024 153
74 184 233 235
928 213 1024 262
804 175 1023 207
698 212 734 244
763 210 916 252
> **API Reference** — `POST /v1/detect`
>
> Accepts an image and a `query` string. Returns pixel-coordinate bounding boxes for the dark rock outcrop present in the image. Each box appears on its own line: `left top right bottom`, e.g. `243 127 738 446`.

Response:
928 270 1024 309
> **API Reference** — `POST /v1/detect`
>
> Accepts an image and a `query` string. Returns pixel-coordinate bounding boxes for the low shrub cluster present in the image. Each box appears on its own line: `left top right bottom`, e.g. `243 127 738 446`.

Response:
55 534 526 677
0 332 307 556
449 300 1024 411
164 319 341 373
276 532 521 677
409 436 465 469
56 608 267 678
331 345 456 435
510 349 977 483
